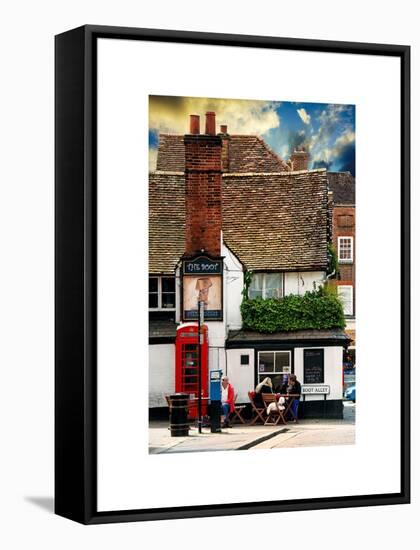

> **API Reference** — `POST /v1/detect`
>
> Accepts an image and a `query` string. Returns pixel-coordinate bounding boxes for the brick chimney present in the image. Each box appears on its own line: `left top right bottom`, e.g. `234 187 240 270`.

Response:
184 112 222 257
218 124 230 172
290 146 310 171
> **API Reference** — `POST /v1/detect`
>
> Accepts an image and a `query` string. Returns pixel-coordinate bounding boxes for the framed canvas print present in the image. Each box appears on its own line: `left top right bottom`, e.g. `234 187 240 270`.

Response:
55 25 410 524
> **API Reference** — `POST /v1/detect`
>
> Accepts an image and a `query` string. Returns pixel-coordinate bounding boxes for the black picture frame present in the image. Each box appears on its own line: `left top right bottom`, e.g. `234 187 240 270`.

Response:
55 25 410 524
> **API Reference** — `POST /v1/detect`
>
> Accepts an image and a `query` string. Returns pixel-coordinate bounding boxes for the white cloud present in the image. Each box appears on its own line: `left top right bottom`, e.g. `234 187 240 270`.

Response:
297 108 311 125
149 96 281 136
310 128 355 165
334 130 355 149
307 104 355 165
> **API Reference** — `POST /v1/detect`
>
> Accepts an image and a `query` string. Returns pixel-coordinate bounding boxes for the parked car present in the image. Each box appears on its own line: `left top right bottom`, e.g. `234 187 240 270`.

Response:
344 385 356 402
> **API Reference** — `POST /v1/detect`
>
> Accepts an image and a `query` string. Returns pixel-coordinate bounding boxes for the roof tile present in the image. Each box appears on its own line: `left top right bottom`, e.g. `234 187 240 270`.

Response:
155 134 290 173
149 170 328 273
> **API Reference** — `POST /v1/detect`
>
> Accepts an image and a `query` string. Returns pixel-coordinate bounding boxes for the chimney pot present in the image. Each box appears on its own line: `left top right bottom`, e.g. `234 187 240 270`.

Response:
189 114 200 134
205 111 216 135
220 124 228 134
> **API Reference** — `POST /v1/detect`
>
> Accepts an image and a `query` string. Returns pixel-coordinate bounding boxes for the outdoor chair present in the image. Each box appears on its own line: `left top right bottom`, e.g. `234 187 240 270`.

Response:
262 393 286 426
248 391 266 425
230 394 247 425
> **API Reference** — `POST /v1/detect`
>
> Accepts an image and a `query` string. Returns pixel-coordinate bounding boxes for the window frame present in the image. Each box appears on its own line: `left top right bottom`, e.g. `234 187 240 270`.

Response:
337 236 354 263
337 284 354 316
148 275 176 311
248 272 285 300
257 350 292 385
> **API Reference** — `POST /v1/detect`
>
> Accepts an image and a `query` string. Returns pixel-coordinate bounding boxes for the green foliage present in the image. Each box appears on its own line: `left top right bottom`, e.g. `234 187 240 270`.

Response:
240 285 346 334
241 270 253 299
327 243 339 278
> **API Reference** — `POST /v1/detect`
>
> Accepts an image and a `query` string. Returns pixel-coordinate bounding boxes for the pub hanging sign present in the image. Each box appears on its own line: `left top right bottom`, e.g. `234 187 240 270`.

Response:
182 255 223 321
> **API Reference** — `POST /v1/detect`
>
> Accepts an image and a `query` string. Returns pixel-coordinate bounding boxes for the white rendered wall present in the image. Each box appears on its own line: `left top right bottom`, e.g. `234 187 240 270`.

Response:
202 241 244 373
222 242 244 331
226 348 255 402
175 270 182 324
284 271 325 296
294 346 343 401
149 343 175 407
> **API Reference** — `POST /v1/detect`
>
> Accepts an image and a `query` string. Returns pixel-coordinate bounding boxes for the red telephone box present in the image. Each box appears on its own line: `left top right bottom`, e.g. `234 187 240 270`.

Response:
175 323 208 418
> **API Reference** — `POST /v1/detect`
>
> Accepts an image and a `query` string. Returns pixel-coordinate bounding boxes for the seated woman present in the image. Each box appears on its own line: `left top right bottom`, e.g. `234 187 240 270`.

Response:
253 377 273 408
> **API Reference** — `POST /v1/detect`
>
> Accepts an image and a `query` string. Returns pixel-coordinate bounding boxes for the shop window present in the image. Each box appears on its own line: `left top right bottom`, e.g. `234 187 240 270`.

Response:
149 276 176 310
338 236 353 263
249 273 284 299
257 351 291 388
337 285 354 316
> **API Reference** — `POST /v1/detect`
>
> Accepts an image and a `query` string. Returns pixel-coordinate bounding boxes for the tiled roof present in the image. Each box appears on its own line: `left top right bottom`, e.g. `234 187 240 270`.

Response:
155 134 290 173
327 171 355 205
149 172 185 274
155 135 185 172
149 170 328 273
222 171 328 271
149 319 177 339
228 135 290 172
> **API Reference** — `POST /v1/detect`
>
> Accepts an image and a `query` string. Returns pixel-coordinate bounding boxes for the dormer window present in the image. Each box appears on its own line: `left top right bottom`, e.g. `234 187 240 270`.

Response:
249 273 284 299
149 276 176 310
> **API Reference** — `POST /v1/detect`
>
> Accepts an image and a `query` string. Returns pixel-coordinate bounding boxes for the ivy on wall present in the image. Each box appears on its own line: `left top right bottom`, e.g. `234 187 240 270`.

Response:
240 286 346 334
327 243 340 278
241 270 253 300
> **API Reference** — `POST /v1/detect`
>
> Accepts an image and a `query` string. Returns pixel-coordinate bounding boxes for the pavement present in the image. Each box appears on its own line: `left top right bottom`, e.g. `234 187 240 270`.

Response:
149 401 356 454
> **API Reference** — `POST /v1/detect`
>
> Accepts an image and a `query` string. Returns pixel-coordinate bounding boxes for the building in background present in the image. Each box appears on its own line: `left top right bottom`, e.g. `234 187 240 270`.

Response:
149 113 350 418
327 171 356 381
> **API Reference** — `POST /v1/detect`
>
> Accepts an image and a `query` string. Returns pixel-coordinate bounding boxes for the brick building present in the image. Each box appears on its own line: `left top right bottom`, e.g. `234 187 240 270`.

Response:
327 172 356 348
149 112 350 418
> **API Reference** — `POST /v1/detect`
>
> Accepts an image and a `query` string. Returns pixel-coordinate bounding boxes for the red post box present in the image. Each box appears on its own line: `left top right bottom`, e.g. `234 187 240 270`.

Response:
175 323 208 418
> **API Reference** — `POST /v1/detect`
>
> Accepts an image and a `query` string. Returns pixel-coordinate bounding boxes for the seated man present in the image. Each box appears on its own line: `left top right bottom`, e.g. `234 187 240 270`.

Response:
221 376 235 428
286 373 301 422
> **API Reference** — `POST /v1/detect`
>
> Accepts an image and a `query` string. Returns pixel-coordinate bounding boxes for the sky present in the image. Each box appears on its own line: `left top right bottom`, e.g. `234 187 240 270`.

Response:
149 95 355 176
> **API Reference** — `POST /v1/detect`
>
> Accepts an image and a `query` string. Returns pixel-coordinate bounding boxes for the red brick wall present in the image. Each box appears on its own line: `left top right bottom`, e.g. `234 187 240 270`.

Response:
332 205 356 314
184 134 222 257
290 151 309 171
